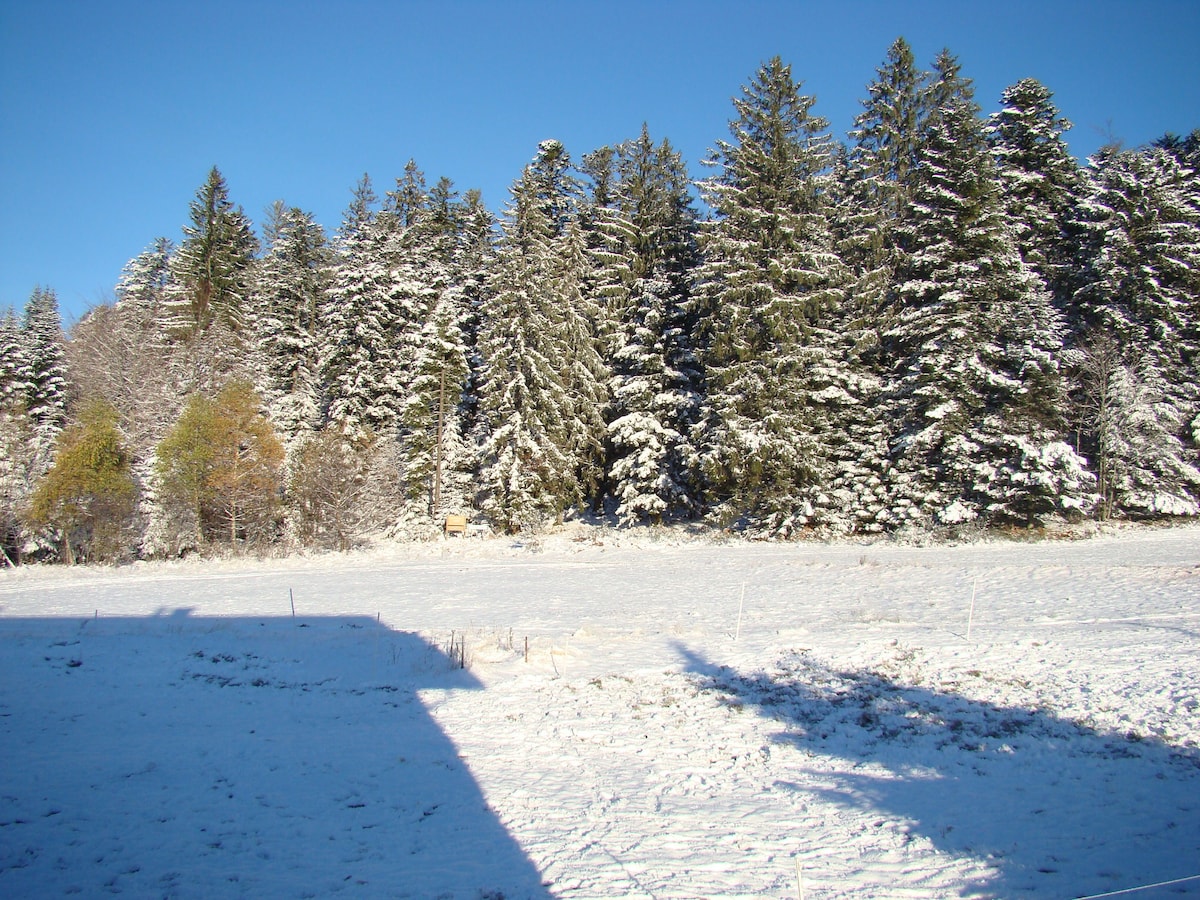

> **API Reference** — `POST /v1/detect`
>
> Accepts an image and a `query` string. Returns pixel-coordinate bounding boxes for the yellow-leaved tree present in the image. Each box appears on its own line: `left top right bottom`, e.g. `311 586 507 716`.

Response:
155 380 284 551
26 400 137 563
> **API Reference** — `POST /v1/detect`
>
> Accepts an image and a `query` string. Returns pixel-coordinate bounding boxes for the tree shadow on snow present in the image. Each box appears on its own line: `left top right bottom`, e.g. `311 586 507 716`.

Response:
0 611 553 898
677 643 1200 899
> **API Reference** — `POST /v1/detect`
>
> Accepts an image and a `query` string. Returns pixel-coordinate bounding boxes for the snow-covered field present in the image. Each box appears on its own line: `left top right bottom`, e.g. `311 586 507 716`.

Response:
2 524 1198 899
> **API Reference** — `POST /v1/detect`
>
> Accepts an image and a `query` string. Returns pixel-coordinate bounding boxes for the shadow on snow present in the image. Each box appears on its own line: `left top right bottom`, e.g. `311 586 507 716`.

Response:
677 643 1200 899
0 610 552 898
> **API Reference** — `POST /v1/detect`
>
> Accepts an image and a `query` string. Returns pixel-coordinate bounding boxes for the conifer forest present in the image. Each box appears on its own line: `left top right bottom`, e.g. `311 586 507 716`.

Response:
3 41 1199 563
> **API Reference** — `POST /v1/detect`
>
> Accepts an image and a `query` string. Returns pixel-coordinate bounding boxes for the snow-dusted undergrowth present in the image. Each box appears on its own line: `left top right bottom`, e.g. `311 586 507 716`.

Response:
1 524 1198 898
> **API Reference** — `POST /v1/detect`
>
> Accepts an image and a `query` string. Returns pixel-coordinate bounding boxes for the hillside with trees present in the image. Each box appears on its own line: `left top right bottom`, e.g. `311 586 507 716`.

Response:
3 40 1198 562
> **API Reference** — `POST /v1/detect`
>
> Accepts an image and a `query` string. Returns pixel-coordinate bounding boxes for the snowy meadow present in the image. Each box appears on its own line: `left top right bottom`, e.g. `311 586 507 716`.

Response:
2 524 1198 898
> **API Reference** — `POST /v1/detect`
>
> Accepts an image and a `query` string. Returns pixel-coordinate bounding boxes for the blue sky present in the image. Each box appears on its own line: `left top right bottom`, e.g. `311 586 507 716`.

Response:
2 0 1198 325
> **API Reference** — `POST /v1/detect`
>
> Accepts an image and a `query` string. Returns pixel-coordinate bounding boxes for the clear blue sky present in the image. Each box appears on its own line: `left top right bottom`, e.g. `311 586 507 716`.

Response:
2 0 1197 326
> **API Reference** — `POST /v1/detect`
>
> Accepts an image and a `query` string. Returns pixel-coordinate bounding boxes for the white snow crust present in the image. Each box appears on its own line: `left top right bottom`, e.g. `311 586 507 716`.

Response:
2 523 1198 898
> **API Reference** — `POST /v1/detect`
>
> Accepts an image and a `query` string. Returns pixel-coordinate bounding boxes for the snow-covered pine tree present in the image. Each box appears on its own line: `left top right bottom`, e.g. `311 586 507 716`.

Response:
379 169 481 528
0 400 36 563
824 39 937 531
452 188 498 452
396 177 482 524
579 144 626 351
848 38 925 219
401 284 472 522
426 176 463 243
377 163 445 420
164 167 259 335
920 48 977 130
587 125 703 525
1072 147 1200 401
1097 358 1200 517
318 175 375 433
838 41 977 354
114 237 173 323
512 139 608 507
19 287 69 469
476 192 574 530
839 36 927 293
1153 129 1200 173
320 164 440 439
248 207 332 446
340 173 378 241
810 150 894 534
523 138 582 239
695 57 850 535
882 95 1091 528
1070 329 1200 518
384 159 430 231
0 307 25 413
320 236 406 436
476 141 605 532
1068 145 1200 515
555 218 610 505
986 79 1082 307
4 288 71 560
0 308 34 561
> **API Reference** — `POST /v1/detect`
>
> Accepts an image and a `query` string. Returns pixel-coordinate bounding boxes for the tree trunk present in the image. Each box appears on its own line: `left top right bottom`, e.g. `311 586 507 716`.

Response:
434 367 445 518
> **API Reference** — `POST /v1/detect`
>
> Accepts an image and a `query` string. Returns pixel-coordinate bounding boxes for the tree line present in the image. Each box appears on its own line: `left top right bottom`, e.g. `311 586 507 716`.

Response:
3 38 1199 563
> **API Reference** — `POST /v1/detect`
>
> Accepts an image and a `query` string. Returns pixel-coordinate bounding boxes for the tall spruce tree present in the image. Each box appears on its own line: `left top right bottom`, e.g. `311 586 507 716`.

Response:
826 40 933 530
0 308 33 560
397 178 481 523
384 160 430 230
555 219 611 504
1068 146 1200 515
882 96 1091 527
476 175 575 531
921 48 977 128
695 57 850 535
476 141 606 531
320 231 403 435
0 308 25 412
1097 357 1199 517
165 167 259 334
13 288 72 558
401 287 472 521
590 126 703 525
986 79 1082 305
453 188 499 449
249 207 332 445
20 287 68 454
340 173 378 240
843 37 926 243
0 401 35 563
380 165 448 416
321 165 439 438
1070 148 1200 397
514 139 608 504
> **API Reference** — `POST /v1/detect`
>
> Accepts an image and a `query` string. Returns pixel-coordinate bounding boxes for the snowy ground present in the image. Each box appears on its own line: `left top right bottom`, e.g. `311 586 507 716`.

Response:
1 524 1198 899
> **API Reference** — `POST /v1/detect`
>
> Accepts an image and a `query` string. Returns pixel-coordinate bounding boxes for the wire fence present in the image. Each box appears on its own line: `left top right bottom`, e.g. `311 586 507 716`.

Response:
1074 873 1200 899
